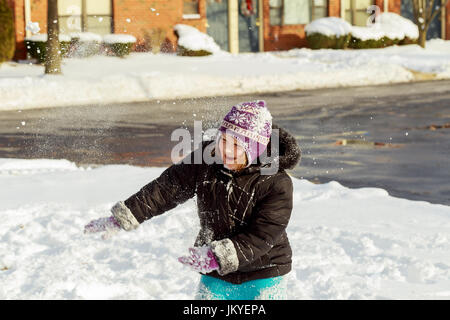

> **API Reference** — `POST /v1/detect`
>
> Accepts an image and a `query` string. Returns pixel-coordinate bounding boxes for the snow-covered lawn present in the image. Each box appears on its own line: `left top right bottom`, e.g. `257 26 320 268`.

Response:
0 39 449 111
1 158 449 299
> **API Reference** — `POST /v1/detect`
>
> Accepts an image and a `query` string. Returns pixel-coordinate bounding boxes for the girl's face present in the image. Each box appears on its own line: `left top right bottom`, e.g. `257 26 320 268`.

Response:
217 133 247 171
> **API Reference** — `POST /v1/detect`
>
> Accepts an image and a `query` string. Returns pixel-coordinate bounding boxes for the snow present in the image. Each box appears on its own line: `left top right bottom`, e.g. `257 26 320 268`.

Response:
69 32 103 42
25 33 72 42
350 25 387 41
305 17 353 37
102 34 137 44
1 39 450 111
173 24 223 54
305 14 419 41
378 12 419 40
350 13 419 41
0 158 449 299
26 21 40 35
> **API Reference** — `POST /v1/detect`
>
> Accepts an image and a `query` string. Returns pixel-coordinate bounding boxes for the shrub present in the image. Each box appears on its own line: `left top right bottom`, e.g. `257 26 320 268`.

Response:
176 45 212 56
348 37 383 49
68 32 102 57
105 43 133 57
306 33 351 50
0 0 15 63
399 37 418 45
25 34 71 63
305 17 352 50
380 36 401 47
348 34 401 50
102 34 136 57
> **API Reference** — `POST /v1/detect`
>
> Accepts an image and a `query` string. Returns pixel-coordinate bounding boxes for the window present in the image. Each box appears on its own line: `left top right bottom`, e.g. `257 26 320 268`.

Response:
312 0 327 21
183 0 200 14
269 0 283 26
269 0 328 26
58 0 112 35
343 0 375 26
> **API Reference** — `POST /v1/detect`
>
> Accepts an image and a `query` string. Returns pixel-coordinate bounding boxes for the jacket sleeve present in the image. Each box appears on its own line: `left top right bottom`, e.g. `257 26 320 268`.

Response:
210 173 294 276
110 148 201 231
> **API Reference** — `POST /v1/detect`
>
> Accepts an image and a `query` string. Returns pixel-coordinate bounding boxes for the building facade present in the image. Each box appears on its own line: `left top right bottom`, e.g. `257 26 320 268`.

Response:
7 0 450 60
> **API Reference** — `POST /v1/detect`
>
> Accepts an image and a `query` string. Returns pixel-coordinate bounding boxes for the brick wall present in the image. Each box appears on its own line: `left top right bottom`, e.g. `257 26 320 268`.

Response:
11 0 207 60
262 0 305 51
11 0 47 60
31 0 47 33
113 0 207 52
388 0 402 13
447 0 450 40
11 0 25 60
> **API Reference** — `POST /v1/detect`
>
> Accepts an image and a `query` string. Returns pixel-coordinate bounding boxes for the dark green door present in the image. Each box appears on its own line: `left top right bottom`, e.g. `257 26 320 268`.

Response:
206 0 229 52
238 0 259 52
206 0 260 53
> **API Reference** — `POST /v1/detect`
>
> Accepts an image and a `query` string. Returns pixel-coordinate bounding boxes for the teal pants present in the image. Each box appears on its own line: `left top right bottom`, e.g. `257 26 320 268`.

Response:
195 275 287 300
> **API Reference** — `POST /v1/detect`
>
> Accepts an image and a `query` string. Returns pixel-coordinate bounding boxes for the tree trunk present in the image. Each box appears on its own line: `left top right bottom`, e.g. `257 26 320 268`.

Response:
45 0 62 74
418 25 429 48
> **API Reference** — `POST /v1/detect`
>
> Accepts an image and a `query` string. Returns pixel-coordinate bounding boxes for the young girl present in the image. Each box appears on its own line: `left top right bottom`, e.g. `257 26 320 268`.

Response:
84 100 302 300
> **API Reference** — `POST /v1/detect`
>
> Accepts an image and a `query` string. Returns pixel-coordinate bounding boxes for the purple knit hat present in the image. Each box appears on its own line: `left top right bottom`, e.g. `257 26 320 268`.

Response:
216 100 272 168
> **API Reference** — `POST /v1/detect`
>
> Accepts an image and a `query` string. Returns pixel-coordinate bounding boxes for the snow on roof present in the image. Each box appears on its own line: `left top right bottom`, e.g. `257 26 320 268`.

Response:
173 24 222 54
102 34 137 44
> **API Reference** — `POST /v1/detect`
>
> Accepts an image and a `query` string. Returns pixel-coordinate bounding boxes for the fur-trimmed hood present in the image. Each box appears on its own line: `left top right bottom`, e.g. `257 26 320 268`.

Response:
262 123 302 170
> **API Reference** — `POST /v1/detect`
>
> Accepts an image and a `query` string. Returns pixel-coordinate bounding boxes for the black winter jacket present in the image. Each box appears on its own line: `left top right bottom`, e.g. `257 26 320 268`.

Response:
111 124 302 284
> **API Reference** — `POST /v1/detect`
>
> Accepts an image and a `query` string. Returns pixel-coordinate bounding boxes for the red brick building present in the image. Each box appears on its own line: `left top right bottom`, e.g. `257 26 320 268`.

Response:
7 0 450 60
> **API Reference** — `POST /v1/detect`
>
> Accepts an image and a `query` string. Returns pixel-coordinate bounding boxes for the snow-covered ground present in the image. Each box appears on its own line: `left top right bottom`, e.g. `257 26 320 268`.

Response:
1 39 450 111
0 158 449 299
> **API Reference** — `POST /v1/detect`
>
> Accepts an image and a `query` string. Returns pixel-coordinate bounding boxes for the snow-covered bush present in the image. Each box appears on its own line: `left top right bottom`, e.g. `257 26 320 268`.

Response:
0 0 15 63
25 34 71 63
379 12 419 45
174 24 221 56
69 32 102 57
348 26 394 49
102 34 137 57
305 17 352 49
349 13 418 49
306 13 419 50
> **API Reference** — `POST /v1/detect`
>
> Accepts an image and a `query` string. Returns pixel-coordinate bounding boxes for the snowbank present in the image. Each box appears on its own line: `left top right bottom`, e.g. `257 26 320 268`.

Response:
1 39 450 111
0 158 449 299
